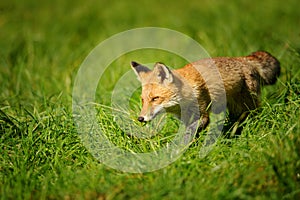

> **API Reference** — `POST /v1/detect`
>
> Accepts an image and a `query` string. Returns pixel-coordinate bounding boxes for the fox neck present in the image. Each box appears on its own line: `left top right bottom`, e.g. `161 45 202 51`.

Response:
172 70 198 101
162 72 200 122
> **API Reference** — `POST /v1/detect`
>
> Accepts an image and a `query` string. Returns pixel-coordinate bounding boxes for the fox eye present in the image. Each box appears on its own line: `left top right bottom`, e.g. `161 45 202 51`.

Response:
151 96 160 102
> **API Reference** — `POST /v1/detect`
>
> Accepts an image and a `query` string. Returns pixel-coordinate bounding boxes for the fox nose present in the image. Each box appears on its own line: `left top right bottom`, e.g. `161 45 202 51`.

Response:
137 116 144 122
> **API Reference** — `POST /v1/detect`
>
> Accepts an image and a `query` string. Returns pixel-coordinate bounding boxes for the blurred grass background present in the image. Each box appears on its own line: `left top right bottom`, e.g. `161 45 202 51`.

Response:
1 0 300 199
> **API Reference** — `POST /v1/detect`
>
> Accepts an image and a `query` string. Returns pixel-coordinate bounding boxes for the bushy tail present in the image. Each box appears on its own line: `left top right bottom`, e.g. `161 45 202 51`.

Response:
248 51 280 85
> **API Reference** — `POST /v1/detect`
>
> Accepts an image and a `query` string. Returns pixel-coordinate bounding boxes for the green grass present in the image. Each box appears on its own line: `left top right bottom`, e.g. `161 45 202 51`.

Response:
1 0 300 199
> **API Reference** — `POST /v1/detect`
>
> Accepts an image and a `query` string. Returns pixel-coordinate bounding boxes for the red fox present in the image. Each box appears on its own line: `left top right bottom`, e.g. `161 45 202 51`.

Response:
131 51 280 132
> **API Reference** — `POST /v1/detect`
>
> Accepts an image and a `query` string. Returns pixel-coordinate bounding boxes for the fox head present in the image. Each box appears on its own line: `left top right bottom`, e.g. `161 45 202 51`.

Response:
131 61 181 122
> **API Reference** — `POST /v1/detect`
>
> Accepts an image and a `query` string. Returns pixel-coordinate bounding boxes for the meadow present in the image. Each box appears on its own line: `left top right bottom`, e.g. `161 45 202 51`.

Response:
1 0 300 199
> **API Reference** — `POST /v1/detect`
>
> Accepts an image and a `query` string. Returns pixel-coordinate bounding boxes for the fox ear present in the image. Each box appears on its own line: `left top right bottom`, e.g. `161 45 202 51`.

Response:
131 61 151 81
153 62 174 84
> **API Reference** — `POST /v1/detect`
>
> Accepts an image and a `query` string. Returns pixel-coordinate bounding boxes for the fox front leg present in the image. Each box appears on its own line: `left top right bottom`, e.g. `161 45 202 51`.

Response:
183 113 209 144
199 113 209 131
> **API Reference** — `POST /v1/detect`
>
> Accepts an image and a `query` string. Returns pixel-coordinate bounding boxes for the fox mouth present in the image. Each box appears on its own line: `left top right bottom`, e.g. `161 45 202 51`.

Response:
137 115 153 123
137 107 165 123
